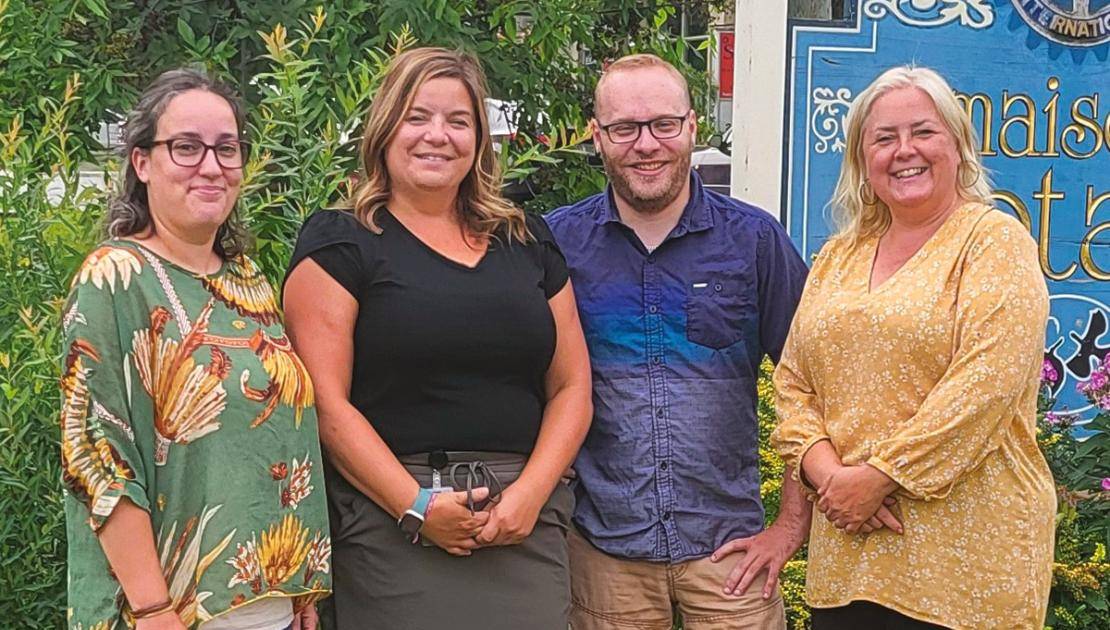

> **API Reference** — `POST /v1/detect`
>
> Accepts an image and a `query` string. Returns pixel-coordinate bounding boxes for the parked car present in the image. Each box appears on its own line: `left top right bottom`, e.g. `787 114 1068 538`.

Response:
692 127 731 196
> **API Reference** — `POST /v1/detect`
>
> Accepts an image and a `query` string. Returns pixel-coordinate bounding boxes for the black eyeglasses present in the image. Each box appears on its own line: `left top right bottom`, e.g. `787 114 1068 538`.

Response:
146 138 249 169
597 111 691 144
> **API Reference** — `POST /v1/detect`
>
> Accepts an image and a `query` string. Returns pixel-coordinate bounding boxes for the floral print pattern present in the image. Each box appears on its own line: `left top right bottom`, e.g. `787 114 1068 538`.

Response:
131 303 228 465
771 204 1056 629
201 255 280 325
62 241 330 629
226 514 331 595
280 454 314 509
74 246 143 293
61 339 135 527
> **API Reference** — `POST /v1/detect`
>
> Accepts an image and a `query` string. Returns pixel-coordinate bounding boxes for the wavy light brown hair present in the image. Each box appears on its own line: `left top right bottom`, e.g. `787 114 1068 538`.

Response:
349 47 529 243
830 65 992 241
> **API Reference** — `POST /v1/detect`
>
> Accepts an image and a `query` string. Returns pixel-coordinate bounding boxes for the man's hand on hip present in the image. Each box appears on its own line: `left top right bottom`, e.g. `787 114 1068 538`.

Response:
709 518 807 600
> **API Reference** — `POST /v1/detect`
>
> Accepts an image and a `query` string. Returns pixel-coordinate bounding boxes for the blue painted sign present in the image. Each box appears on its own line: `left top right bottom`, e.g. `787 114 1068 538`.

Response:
785 0 1110 422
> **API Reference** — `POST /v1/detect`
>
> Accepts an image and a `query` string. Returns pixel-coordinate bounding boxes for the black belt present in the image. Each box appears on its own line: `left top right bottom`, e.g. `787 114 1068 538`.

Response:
399 450 524 511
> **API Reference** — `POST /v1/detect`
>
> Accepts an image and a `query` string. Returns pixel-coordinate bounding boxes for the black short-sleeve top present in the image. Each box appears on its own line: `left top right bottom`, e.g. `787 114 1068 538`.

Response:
285 209 569 455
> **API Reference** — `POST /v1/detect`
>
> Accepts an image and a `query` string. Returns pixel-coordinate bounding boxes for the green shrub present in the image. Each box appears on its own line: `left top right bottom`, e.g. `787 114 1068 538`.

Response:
0 74 105 628
757 359 810 629
1038 363 1110 630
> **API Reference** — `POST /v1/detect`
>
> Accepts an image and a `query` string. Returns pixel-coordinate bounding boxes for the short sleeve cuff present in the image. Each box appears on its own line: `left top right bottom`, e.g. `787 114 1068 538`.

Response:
285 211 367 301
526 213 570 298
84 475 150 532
542 248 569 298
307 245 363 298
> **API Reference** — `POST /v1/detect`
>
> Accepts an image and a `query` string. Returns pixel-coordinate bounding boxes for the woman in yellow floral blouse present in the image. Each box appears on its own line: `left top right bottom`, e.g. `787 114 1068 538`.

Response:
771 66 1054 629
62 69 330 630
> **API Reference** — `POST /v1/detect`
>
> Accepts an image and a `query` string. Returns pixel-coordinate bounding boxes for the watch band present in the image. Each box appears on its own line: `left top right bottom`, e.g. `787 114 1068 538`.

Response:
398 487 434 542
410 487 433 517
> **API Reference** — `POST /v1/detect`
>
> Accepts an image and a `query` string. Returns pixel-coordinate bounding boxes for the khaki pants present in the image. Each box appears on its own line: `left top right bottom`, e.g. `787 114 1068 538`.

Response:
569 527 786 630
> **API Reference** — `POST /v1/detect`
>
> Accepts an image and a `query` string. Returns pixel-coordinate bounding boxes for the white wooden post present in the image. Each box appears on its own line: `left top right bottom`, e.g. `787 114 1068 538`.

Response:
730 1 790 220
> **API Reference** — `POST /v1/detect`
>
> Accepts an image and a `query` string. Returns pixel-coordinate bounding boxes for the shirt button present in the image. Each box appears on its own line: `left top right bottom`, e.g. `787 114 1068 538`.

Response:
652 356 661 365
656 408 664 418
714 283 723 292
648 305 658 314
647 255 656 263
662 510 672 520
660 461 669 471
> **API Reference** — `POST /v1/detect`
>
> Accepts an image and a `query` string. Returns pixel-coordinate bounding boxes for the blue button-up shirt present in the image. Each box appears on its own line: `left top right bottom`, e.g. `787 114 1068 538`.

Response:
545 174 808 562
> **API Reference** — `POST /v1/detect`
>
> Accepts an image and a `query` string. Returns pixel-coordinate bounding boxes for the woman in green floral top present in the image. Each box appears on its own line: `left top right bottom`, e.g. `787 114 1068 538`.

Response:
62 69 330 630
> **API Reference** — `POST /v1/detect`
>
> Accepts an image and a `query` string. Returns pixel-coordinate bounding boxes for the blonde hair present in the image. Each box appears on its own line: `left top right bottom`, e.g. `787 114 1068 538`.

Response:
594 54 691 119
349 47 529 243
830 65 992 240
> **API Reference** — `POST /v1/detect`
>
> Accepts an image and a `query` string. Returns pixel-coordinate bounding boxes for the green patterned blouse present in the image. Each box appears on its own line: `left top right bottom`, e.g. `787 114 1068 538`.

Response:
62 240 331 629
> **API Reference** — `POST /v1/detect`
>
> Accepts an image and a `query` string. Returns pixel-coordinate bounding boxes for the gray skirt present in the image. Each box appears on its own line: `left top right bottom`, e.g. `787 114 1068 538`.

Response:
323 452 575 630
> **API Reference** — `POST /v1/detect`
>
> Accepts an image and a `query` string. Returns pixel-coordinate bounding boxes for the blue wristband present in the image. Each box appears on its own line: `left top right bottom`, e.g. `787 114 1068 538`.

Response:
398 488 435 542
409 487 433 518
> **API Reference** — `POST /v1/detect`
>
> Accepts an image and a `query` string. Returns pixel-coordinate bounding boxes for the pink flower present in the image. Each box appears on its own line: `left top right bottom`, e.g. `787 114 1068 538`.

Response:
1077 357 1110 406
1101 478 1110 492
1041 360 1058 384
1043 410 1077 427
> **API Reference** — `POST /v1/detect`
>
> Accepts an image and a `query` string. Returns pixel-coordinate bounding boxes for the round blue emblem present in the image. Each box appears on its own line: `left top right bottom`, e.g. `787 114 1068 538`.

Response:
1011 0 1110 47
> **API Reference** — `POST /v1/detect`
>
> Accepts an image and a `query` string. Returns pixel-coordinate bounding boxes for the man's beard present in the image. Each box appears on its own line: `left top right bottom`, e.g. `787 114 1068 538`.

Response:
600 150 691 214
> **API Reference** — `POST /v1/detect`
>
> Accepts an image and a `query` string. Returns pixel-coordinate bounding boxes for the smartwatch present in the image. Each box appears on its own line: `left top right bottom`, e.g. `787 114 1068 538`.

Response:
398 488 433 543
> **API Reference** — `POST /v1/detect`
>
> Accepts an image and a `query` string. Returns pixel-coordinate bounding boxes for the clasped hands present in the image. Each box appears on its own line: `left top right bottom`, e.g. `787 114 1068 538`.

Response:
815 464 903 535
418 484 545 556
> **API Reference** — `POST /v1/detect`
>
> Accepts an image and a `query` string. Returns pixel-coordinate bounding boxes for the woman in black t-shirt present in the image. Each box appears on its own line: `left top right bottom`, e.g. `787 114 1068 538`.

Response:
283 48 592 629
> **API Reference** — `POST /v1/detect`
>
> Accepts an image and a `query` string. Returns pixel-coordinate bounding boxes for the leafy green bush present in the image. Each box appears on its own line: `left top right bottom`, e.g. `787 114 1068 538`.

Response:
756 359 810 630
1038 361 1110 630
0 73 105 627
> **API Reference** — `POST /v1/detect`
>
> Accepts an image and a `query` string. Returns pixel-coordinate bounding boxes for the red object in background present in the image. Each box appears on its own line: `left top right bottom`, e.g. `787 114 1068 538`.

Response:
719 32 735 98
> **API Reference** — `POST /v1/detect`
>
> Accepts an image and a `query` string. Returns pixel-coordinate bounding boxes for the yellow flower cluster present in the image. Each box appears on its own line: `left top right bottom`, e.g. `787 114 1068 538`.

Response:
756 359 808 628
1052 543 1109 596
779 559 811 630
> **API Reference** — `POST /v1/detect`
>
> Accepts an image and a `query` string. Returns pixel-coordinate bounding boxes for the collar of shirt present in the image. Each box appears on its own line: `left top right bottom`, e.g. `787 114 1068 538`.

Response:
595 171 715 242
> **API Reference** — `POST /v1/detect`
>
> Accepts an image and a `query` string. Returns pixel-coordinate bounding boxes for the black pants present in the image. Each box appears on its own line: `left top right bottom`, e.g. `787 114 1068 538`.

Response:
812 601 950 630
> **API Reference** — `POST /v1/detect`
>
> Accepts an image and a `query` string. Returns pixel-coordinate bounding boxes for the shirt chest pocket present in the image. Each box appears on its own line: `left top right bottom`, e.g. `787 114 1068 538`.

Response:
684 275 755 350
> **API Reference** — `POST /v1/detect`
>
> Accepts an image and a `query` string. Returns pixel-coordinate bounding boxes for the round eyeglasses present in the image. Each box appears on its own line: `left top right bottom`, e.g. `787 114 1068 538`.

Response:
147 138 249 169
597 111 691 144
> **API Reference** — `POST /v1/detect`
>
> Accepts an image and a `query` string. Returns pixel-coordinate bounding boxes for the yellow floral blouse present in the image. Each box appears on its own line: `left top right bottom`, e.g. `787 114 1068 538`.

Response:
62 241 331 629
771 203 1055 629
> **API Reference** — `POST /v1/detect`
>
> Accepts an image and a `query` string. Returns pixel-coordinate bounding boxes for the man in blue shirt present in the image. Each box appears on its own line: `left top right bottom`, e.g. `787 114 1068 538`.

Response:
545 54 811 629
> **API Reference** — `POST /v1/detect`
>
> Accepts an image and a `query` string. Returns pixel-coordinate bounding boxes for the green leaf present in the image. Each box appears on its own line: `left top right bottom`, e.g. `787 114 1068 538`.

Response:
177 17 196 47
81 0 109 20
653 7 669 30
